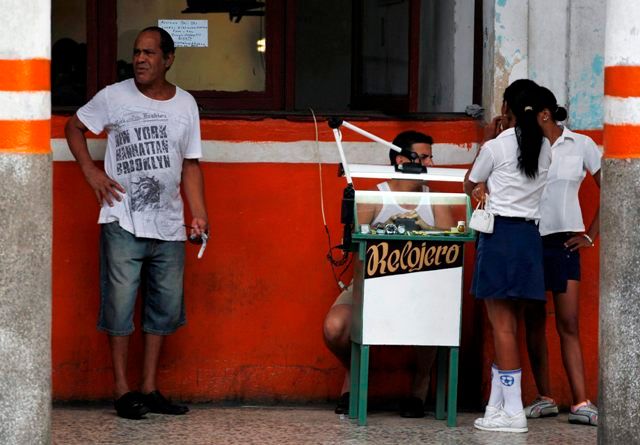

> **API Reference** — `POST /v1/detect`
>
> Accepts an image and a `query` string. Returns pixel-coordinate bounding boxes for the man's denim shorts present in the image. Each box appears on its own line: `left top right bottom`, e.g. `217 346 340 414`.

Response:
98 222 186 336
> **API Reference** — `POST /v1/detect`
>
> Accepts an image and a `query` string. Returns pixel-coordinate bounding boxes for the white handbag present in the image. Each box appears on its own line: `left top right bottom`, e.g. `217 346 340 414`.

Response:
469 199 494 234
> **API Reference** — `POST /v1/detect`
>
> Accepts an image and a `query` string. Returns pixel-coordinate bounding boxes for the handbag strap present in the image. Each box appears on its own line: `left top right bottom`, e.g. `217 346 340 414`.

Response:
474 193 490 210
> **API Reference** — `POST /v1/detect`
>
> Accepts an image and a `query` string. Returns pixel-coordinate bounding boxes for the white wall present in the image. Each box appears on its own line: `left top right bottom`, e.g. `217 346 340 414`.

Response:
483 0 605 130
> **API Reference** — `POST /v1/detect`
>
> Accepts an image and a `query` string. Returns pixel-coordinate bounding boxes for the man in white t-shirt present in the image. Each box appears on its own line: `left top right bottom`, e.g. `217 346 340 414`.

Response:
65 27 208 419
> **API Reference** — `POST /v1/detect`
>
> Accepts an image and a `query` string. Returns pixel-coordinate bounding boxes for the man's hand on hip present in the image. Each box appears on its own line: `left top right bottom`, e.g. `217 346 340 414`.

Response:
82 165 126 207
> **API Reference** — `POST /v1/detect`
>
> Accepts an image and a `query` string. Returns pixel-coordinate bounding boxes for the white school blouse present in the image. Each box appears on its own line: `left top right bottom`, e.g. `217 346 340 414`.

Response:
468 128 551 220
538 127 602 236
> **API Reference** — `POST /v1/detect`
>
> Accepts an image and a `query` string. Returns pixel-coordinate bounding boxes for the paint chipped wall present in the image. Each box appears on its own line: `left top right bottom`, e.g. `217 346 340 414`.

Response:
484 0 605 131
568 0 605 130
484 0 529 117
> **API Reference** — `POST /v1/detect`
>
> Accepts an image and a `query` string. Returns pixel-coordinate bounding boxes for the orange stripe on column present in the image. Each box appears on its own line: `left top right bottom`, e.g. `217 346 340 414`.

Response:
0 59 50 91
0 120 51 153
603 124 640 158
605 66 640 98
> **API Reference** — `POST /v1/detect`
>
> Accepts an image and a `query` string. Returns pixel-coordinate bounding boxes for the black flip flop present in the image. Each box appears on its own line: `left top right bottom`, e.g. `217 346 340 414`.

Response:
114 391 150 420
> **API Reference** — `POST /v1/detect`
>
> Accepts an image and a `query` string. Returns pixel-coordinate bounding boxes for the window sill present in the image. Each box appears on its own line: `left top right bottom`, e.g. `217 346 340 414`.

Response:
52 107 479 123
197 110 478 122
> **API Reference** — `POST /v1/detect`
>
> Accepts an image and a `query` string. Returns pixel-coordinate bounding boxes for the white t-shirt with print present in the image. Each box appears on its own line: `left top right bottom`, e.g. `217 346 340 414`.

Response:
538 127 602 236
77 78 202 241
469 127 551 220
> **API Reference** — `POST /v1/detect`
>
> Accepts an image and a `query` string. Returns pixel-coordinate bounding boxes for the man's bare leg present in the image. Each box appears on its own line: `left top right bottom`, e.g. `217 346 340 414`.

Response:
323 304 352 377
110 334 152 419
140 332 188 414
141 333 164 394
110 335 131 398
323 303 353 412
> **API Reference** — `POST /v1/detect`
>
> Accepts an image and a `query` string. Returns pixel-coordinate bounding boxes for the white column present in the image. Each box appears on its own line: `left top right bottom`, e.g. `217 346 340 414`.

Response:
0 1 52 444
600 0 640 443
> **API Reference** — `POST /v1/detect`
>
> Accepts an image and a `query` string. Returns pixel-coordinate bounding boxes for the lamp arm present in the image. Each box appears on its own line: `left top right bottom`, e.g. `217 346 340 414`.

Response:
332 128 353 185
329 117 405 186
341 120 403 153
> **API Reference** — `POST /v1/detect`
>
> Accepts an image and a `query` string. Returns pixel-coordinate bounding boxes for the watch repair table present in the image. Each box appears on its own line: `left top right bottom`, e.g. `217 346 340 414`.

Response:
348 231 474 427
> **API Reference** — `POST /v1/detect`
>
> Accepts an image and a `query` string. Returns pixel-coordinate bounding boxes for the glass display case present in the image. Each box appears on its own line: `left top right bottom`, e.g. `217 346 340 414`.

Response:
346 164 474 243
353 190 473 242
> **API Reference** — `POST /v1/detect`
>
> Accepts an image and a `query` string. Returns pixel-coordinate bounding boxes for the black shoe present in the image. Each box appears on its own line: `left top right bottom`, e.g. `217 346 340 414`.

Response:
143 390 189 415
334 392 350 414
114 391 150 420
399 397 425 418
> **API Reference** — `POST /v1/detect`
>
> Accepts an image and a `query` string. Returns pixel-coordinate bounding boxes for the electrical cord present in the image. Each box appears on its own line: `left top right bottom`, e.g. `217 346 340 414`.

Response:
310 108 352 291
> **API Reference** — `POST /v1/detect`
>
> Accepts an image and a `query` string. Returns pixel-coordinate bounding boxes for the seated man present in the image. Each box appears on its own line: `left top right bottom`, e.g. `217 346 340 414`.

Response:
323 130 454 417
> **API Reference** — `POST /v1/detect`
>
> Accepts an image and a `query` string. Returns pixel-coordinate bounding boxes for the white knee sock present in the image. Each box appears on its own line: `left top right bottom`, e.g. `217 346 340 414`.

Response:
499 368 523 416
487 363 502 408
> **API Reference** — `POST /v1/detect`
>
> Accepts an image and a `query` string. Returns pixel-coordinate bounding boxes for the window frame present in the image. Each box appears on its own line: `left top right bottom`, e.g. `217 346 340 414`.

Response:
84 0 286 111
186 0 286 110
350 0 421 113
57 0 481 115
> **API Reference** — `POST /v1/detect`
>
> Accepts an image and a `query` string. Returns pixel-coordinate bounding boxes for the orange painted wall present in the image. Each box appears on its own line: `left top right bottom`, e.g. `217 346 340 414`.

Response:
51 116 600 408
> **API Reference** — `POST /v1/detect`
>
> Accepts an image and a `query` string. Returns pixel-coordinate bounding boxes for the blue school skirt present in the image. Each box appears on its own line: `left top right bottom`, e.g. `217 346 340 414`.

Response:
471 216 546 301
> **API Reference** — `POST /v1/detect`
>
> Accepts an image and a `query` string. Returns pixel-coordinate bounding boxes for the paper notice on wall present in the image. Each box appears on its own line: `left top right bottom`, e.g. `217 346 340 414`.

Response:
158 20 208 48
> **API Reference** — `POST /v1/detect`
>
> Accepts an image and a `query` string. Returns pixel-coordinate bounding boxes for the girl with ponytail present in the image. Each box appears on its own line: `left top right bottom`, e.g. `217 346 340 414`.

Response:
464 81 551 433
512 89 545 179
523 87 601 426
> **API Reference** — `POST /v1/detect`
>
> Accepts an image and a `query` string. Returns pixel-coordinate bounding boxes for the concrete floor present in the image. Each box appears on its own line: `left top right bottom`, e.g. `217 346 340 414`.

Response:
52 404 597 445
